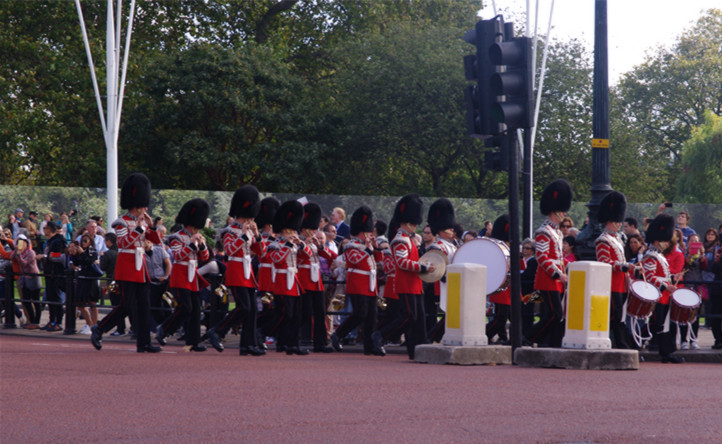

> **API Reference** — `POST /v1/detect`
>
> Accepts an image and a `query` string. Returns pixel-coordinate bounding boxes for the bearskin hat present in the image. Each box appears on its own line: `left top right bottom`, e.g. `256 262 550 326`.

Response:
387 217 400 240
120 173 151 210
540 179 572 216
350 206 374 236
175 198 210 229
490 214 510 242
301 202 322 230
646 214 675 243
229 185 260 219
375 219 388 237
597 191 627 224
272 200 304 233
427 198 455 235
255 197 280 228
393 193 423 225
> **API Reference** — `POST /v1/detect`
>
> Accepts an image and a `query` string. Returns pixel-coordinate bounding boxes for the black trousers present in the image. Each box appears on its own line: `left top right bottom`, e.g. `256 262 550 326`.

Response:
335 294 377 352
161 288 201 346
98 281 152 349
149 281 168 330
526 290 564 347
214 286 257 348
21 287 42 325
45 278 64 325
486 303 510 342
302 290 328 348
651 303 678 357
378 293 426 358
610 291 631 349
709 289 722 344
264 295 302 348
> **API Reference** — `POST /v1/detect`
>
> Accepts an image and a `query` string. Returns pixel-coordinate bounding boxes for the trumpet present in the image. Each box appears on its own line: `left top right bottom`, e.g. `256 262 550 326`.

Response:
162 291 178 309
330 294 346 311
214 284 230 304
260 292 274 306
377 296 388 311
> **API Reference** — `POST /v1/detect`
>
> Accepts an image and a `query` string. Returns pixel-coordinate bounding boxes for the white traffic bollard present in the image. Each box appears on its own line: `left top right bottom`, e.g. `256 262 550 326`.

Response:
562 261 612 350
442 263 488 346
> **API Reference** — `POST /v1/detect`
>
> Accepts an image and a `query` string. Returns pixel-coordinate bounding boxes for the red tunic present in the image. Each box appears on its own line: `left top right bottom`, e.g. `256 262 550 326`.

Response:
391 230 423 295
256 233 275 293
268 236 303 297
222 222 265 289
112 214 161 283
297 237 337 292
595 230 631 294
381 248 398 300
344 237 377 297
168 229 210 292
534 220 565 293
641 246 672 305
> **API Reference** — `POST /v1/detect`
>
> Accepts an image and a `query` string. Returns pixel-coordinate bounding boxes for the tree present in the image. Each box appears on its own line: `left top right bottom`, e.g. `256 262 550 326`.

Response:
675 111 722 203
615 8 722 194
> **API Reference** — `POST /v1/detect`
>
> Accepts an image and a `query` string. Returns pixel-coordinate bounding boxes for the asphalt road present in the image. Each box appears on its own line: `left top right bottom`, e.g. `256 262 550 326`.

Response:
1 334 720 443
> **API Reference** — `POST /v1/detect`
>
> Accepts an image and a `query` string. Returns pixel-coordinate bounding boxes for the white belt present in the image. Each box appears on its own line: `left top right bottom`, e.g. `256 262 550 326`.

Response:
119 247 144 271
298 263 321 283
175 260 197 282
229 256 253 279
348 268 376 292
275 267 297 290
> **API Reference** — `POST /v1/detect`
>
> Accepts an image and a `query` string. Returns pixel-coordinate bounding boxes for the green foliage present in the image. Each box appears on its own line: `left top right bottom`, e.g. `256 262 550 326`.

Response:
676 111 722 203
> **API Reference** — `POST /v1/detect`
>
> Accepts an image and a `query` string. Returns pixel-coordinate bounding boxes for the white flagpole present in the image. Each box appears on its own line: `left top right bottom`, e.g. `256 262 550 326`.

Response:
106 0 119 226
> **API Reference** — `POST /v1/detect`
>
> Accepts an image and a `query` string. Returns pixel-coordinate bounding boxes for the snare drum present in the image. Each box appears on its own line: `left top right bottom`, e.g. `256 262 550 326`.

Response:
451 237 510 295
670 289 701 324
627 280 660 318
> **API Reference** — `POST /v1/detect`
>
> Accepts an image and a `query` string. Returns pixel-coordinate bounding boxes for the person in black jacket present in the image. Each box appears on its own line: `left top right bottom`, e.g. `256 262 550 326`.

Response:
520 238 538 338
39 222 66 331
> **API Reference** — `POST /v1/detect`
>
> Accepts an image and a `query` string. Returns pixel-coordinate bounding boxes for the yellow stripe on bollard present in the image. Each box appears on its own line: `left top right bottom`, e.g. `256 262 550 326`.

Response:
567 270 586 330
446 272 461 329
590 294 610 331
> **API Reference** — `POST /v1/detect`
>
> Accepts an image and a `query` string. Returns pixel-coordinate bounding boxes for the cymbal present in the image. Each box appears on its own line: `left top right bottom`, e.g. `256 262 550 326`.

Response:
419 249 447 283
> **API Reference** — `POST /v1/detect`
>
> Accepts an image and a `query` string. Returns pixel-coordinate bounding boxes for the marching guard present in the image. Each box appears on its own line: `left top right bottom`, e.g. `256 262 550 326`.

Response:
330 206 384 355
207 185 266 356
524 179 572 348
642 214 684 363
91 173 162 353
157 199 211 352
298 202 338 353
486 214 511 344
255 197 280 350
424 198 457 343
595 191 634 349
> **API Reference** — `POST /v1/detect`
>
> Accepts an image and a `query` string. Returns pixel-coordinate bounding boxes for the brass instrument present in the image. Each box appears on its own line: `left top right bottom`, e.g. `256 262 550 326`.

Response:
330 294 346 311
260 292 274 306
377 296 388 311
214 284 230 304
521 290 543 305
162 291 178 309
103 280 120 297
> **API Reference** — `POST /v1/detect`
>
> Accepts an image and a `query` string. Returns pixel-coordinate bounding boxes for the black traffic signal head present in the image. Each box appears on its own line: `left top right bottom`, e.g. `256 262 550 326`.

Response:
489 37 534 130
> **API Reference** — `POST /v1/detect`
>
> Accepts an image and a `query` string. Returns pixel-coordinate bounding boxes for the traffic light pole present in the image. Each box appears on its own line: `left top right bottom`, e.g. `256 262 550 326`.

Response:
507 132 523 360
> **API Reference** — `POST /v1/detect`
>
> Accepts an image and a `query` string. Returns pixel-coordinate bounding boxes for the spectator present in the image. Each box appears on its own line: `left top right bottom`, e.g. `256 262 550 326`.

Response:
419 224 435 255
75 219 108 256
7 213 17 239
99 233 126 336
38 221 66 331
708 237 722 349
90 216 106 236
520 238 538 337
462 230 477 243
675 211 696 247
623 217 641 238
59 212 73 243
483 220 493 237
21 211 39 251
11 234 42 329
563 235 578 263
37 213 54 253
320 215 331 231
12 208 24 240
322 223 338 255
625 233 646 266
144 238 172 331
560 216 574 238
68 236 100 334
679 233 704 350
701 228 720 329
331 207 350 241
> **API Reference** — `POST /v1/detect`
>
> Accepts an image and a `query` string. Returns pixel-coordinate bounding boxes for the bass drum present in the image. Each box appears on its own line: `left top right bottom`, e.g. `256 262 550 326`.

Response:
451 238 510 295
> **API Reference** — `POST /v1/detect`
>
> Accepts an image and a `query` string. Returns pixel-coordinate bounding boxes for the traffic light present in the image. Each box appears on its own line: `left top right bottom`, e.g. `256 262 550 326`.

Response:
483 135 509 172
463 18 505 137
489 36 534 130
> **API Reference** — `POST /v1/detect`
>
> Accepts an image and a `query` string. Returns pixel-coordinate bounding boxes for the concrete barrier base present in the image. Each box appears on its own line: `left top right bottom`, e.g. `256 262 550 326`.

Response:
514 347 639 370
414 344 512 365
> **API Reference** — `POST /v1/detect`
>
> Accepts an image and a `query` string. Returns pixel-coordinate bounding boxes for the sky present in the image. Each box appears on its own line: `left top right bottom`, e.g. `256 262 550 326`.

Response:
478 0 721 84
